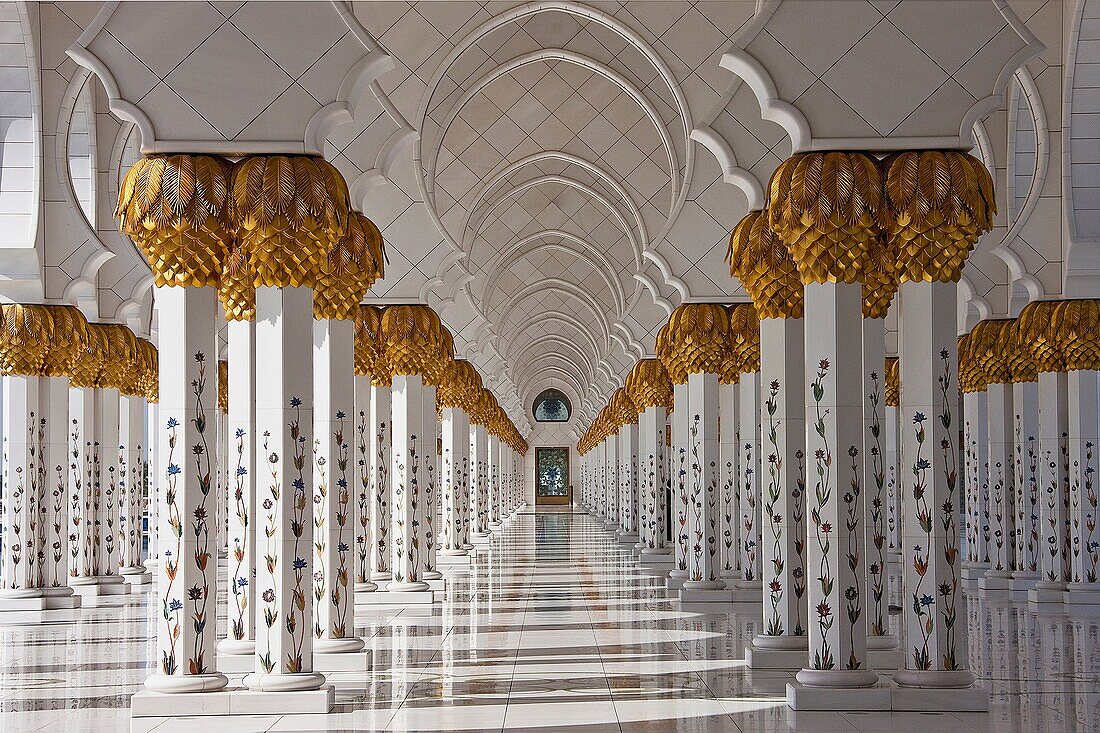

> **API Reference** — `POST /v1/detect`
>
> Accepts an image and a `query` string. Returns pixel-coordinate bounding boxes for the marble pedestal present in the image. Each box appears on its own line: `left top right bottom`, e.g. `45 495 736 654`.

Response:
130 685 334 721
0 587 82 612
746 636 808 669
1029 581 1067 604
70 576 129 604
1064 583 1100 605
616 532 639 545
120 568 153 588
977 571 1012 594
786 681 892 711
678 586 758 604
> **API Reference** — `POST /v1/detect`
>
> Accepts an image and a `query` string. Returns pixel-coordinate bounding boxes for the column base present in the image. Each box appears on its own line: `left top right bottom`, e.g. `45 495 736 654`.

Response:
746 636 807 669
42 587 82 610
616 532 639 545
602 520 618 531
314 637 365 654
364 589 437 605
354 581 378 593
890 682 989 712
132 685 333 719
69 575 130 603
438 548 469 557
1029 580 1067 604
423 570 443 581
243 672 326 693
639 548 673 565
787 680 891 711
120 567 153 588
1009 571 1040 599
977 570 1012 594
1064 582 1100 605
0 589 50 612
217 639 256 657
892 668 976 689
795 669 879 689
144 672 229 695
867 635 902 670
386 579 430 593
665 573 687 591
678 585 758 604
438 554 472 568
471 533 491 546
961 562 989 587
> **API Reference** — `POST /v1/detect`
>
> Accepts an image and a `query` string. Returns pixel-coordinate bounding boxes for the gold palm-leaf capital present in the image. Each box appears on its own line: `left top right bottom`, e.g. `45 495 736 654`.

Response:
767 152 883 284
437 359 481 412
883 151 995 283
97 324 141 391
625 358 673 411
117 154 233 287
884 357 900 407
1017 300 1065 374
0 304 53 376
658 303 731 382
218 360 229 413
729 211 803 319
726 303 760 381
43 305 89 377
354 305 390 386
231 155 350 289
862 235 899 319
1054 298 1100 372
970 319 1015 386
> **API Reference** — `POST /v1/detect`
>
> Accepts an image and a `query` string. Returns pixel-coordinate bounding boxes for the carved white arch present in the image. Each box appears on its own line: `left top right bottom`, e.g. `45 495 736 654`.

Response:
481 230 627 317
497 279 613 350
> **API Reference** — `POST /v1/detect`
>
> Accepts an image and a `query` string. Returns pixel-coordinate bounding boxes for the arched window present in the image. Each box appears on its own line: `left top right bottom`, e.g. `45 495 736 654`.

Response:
532 388 571 422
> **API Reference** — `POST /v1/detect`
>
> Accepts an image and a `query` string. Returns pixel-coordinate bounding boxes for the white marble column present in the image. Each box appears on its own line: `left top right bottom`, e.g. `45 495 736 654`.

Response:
603 432 618 531
683 371 724 592
488 434 501 529
352 375 373 591
738 371 761 587
670 383 689 584
42 375 79 606
312 318 364 652
862 318 897 657
1031 369 1070 604
1011 378 1041 592
388 374 431 593
796 282 875 688
885 402 900 561
896 280 974 689
963 389 990 584
119 393 150 585
421 383 441 581
247 285 324 692
719 382 740 579
440 406 470 558
144 285 227 693
981 379 1015 592
0 375 46 607
618 421 639 544
97 386 122 586
221 319 256 656
638 405 670 561
471 422 489 541
369 383 391 583
749 316 807 665
1066 369 1100 604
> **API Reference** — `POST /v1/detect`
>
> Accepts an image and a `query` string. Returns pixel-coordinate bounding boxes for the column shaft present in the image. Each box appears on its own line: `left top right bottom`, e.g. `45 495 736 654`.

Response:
896 280 972 687
670 383 689 579
471 425 489 538
441 407 470 555
248 285 323 691
963 391 990 578
146 285 226 693
739 372 761 584
759 317 806 638
312 318 363 651
1067 370 1100 601
1 376 45 593
638 405 669 557
369 384 391 581
421 384 441 580
684 371 723 589
388 374 430 591
223 319 256 653
1012 380 1041 588
1033 370 1070 601
42 376 72 591
719 383 740 578
119 394 148 576
353 375 373 588
984 382 1015 586
619 422 639 542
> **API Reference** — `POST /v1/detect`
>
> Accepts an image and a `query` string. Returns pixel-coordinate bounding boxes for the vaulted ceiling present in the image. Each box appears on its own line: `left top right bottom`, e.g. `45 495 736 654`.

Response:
7 0 1078 438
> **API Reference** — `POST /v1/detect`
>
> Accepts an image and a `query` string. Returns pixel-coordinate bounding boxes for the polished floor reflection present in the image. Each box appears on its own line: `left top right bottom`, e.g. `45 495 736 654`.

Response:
1 510 1098 732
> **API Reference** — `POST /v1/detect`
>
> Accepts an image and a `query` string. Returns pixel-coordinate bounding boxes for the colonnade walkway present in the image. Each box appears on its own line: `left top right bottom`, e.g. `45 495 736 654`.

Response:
1 509 1096 732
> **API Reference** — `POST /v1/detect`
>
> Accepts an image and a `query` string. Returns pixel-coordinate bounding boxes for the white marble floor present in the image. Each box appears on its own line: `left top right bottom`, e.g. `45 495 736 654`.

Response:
1 509 1098 732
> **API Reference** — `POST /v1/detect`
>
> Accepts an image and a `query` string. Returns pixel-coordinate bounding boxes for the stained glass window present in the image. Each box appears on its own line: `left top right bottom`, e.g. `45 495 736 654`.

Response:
536 447 569 497
533 388 571 422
